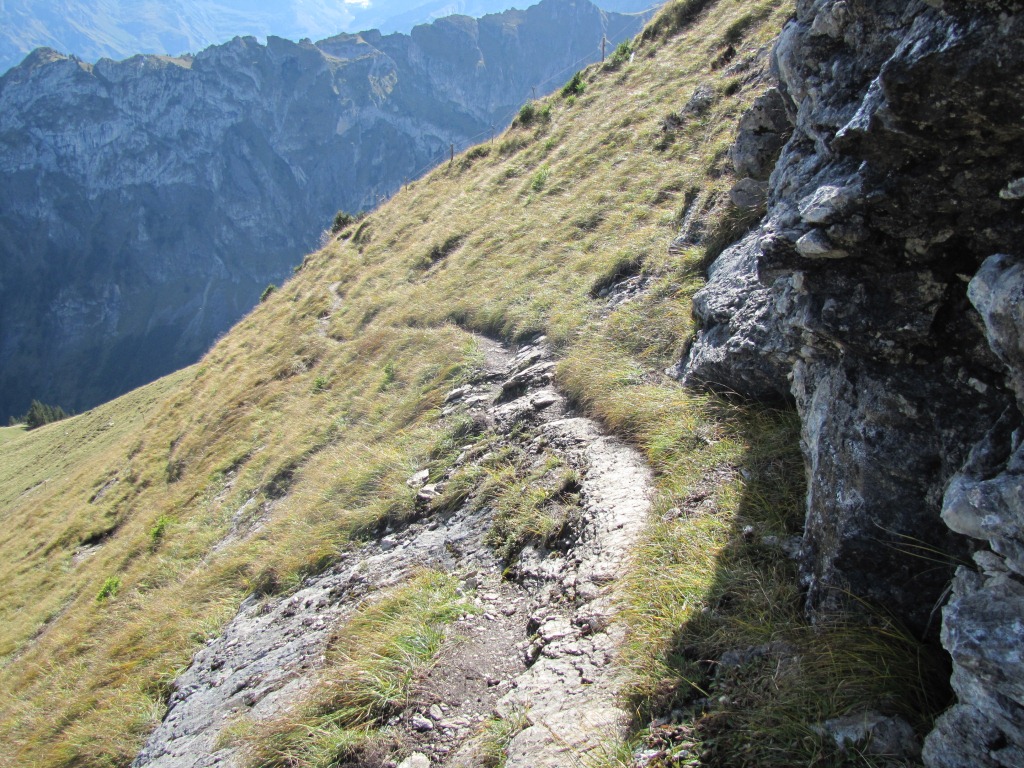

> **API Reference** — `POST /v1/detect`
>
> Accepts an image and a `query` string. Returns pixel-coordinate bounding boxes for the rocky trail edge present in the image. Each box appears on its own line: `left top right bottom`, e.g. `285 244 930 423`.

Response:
133 321 655 768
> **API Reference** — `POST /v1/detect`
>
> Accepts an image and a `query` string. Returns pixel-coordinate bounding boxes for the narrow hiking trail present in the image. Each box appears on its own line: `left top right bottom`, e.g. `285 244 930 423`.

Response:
133 329 654 768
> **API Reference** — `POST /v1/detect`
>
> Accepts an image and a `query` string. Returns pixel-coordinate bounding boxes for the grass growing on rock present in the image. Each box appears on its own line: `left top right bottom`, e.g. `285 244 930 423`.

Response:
240 571 469 767
0 1 944 765
478 706 530 768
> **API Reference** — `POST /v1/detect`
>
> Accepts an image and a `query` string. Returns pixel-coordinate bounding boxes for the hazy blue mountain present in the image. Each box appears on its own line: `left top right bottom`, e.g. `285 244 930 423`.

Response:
0 0 660 74
0 0 648 421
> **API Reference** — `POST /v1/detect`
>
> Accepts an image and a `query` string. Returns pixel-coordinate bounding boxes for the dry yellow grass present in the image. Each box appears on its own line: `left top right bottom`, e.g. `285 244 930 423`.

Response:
0 3 940 766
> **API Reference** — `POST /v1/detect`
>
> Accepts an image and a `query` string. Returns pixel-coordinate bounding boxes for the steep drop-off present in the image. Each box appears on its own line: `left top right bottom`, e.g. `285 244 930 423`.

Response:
0 0 645 422
683 0 1024 765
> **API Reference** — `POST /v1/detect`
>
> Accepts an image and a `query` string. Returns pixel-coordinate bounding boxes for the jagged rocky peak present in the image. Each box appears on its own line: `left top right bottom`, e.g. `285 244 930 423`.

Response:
679 1 1023 765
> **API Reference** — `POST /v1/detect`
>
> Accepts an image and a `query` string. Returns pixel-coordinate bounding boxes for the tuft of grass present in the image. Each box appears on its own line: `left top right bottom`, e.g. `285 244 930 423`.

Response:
529 165 551 193
641 0 716 43
149 515 173 548
416 233 465 269
478 706 530 767
240 570 469 767
481 447 581 564
590 250 645 297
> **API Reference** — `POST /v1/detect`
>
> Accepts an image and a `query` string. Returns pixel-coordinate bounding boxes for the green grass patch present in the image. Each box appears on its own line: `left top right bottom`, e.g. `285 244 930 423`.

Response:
0 424 25 445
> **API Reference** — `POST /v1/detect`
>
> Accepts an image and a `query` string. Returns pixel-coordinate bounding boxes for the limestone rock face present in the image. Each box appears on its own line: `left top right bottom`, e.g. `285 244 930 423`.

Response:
686 0 1024 629
679 2 1024 763
0 0 646 420
924 253 1024 767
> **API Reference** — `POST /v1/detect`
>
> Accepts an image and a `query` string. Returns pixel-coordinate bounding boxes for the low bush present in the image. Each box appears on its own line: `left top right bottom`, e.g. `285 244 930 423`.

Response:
96 576 121 602
561 71 585 97
608 41 632 68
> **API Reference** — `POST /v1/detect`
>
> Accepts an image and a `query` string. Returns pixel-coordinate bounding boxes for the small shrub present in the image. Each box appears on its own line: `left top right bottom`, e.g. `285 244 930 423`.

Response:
381 361 397 389
331 210 356 233
312 375 329 393
259 284 276 303
96 576 121 602
529 166 550 192
515 101 537 127
609 41 632 68
149 516 172 547
514 101 551 129
561 71 585 98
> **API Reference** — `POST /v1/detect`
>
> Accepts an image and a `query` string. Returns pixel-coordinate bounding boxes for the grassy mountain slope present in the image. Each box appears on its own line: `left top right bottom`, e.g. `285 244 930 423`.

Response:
0 2 944 766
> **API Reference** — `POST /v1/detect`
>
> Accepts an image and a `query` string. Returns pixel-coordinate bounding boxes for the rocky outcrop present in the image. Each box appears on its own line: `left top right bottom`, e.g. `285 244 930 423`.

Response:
924 254 1024 768
678 1 1024 764
0 0 646 422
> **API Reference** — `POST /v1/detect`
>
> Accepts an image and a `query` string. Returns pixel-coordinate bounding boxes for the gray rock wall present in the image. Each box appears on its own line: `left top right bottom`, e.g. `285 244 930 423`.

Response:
678 1 1024 765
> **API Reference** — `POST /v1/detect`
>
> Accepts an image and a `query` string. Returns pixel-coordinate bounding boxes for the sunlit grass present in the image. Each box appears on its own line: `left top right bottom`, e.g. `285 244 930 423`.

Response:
0 2 926 765
0 425 26 446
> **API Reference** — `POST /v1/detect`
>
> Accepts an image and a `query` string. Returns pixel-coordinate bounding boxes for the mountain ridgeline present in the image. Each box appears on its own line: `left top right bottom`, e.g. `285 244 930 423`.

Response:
0 0 646 423
0 0 659 75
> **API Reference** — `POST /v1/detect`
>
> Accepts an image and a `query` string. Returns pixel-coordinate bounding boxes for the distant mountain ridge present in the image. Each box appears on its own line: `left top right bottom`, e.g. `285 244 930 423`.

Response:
0 0 647 421
0 0 659 74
